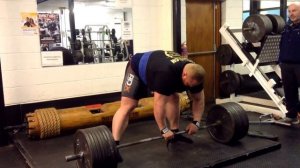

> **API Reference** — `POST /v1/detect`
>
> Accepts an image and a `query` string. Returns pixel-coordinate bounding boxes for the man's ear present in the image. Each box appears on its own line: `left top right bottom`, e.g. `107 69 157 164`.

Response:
182 71 187 78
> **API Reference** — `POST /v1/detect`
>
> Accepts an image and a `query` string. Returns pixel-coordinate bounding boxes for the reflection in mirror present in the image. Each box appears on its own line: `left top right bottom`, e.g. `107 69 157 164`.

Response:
37 0 133 66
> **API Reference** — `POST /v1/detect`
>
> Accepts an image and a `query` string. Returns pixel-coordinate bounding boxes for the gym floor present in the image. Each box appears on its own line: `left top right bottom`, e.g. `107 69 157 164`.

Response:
1 106 300 168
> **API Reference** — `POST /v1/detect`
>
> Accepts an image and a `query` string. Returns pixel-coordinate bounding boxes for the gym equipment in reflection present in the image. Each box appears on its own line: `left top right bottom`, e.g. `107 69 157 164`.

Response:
79 25 131 64
41 25 132 65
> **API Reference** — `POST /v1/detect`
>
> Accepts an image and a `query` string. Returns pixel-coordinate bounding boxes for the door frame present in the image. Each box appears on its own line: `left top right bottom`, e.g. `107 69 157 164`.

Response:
172 0 222 101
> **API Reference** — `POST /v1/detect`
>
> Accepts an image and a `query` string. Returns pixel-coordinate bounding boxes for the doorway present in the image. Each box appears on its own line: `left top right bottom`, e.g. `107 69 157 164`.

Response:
185 0 221 102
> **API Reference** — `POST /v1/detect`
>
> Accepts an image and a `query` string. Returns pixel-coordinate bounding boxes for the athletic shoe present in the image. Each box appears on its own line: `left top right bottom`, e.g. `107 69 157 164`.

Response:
278 117 300 125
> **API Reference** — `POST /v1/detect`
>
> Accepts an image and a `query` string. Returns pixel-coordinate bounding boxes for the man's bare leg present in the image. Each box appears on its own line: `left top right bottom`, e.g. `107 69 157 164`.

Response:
112 97 138 142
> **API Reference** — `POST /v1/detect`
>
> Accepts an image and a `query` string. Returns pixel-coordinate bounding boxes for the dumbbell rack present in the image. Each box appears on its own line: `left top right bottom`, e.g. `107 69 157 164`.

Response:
217 24 287 118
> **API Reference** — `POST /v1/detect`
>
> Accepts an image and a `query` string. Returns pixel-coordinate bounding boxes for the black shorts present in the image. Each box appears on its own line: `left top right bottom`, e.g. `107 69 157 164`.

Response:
121 62 150 100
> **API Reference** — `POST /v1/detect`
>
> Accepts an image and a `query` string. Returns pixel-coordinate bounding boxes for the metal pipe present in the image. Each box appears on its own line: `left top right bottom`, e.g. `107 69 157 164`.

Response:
68 0 76 53
0 60 8 146
280 0 287 21
172 0 181 53
213 0 217 100
250 0 260 15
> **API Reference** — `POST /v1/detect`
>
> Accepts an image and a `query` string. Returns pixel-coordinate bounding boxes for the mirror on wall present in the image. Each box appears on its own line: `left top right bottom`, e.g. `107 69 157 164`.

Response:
37 0 133 66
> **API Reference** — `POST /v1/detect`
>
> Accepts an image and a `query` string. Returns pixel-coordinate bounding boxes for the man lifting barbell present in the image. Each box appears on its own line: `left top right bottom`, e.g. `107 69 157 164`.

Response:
112 50 206 146
64 50 251 168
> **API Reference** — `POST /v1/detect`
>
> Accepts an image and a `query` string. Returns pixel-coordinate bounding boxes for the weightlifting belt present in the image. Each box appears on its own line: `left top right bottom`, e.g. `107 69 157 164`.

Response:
138 51 153 85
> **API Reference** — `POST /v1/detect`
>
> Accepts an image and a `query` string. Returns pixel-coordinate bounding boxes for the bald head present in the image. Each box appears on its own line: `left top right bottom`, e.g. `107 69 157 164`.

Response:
184 63 206 84
288 3 300 24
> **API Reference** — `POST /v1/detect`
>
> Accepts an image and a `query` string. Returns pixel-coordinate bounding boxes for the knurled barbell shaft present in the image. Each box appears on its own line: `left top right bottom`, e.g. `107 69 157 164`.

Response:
117 121 221 149
65 121 222 162
117 130 185 149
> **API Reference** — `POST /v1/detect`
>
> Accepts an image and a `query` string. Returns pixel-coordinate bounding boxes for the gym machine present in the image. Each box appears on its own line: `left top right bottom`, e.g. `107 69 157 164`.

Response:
217 14 290 124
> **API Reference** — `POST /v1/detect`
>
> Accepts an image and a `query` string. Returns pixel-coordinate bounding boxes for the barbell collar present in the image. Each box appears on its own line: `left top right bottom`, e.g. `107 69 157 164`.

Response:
65 151 83 162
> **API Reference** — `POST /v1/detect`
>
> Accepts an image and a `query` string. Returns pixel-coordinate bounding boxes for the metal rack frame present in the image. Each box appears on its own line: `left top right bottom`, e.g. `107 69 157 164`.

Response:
218 24 287 118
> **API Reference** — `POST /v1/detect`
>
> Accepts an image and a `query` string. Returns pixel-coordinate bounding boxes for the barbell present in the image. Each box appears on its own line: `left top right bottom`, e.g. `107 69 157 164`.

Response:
242 14 285 43
65 102 249 168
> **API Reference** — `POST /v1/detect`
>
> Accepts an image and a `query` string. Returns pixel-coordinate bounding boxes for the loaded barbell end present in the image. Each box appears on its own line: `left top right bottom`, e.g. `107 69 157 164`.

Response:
65 151 84 162
243 27 254 31
199 120 221 129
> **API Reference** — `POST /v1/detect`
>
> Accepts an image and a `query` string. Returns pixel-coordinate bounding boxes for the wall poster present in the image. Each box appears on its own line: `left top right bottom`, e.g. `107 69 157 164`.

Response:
21 12 39 35
38 13 61 51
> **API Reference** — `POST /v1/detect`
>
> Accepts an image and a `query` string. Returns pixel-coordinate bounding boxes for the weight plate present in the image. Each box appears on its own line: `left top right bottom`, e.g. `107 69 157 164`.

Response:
95 127 108 167
222 103 241 142
231 103 249 138
84 128 99 168
206 103 236 144
220 70 241 95
96 125 118 168
224 103 249 141
74 129 93 168
243 14 273 43
101 127 118 167
216 44 241 65
90 126 105 167
85 128 101 168
266 14 285 34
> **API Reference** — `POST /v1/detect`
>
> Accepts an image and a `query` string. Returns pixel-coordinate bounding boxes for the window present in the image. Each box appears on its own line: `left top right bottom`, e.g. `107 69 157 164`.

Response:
243 0 250 21
260 0 280 8
260 9 280 15
259 0 280 16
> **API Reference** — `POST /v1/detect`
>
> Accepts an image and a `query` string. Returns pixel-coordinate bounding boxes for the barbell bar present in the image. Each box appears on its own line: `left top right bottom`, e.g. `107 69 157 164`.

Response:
65 122 221 162
119 121 222 148
64 102 249 168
